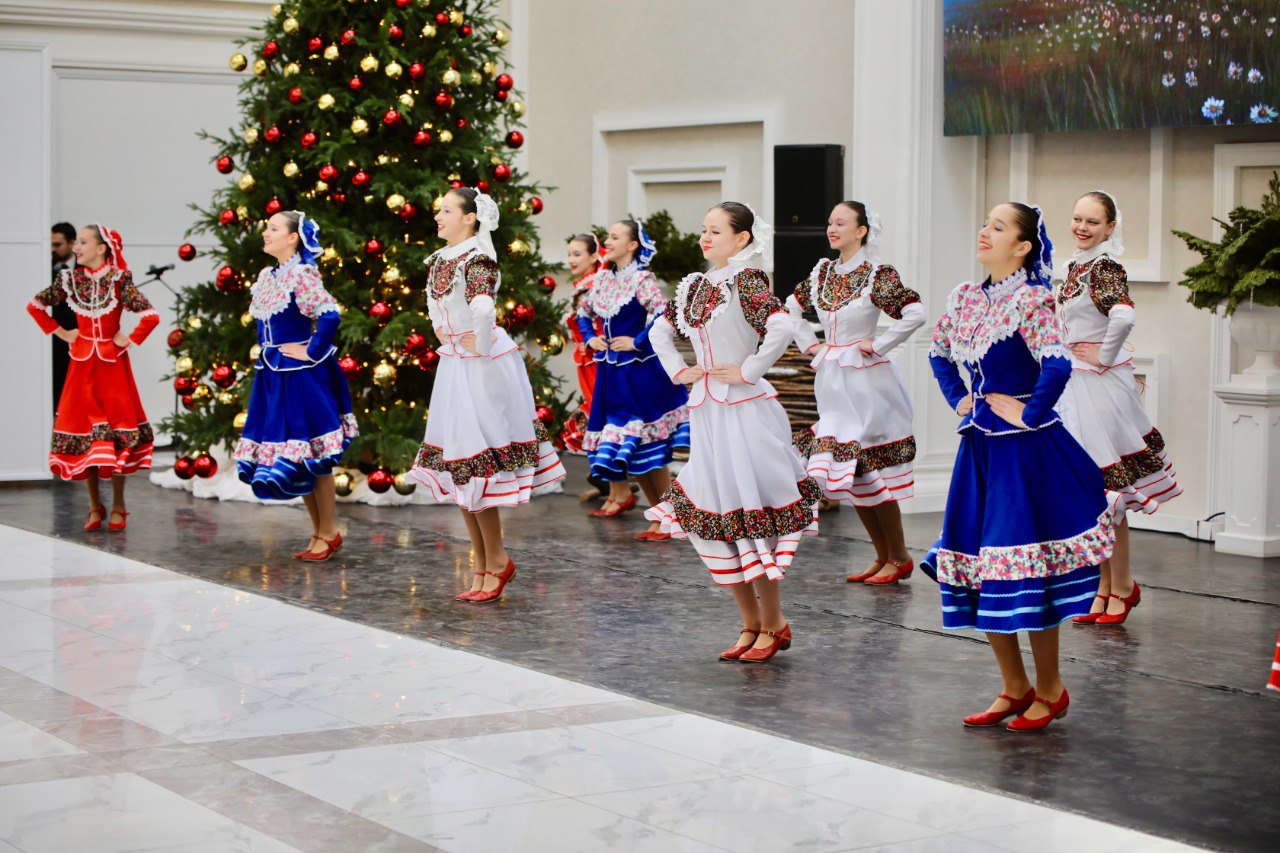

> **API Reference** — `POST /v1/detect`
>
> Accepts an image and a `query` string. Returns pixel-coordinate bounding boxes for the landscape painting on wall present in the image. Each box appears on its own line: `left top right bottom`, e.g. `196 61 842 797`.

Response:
944 0 1279 135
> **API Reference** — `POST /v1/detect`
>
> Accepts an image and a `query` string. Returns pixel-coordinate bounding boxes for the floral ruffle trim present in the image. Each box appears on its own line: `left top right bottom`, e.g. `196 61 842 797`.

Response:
793 431 916 474
660 478 822 542
1101 428 1168 491
234 414 358 467
414 421 552 485
51 422 154 456
931 509 1116 590
582 407 690 451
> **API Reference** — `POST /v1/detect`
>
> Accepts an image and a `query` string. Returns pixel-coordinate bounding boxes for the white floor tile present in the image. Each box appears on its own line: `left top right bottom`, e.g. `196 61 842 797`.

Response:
0 711 83 762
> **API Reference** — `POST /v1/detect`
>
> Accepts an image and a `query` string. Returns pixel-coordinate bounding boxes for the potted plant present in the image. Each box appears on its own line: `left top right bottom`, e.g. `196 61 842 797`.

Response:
1173 171 1280 376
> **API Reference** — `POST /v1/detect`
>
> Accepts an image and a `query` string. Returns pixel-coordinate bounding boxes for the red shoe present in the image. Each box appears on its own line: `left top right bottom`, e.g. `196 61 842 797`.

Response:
107 509 129 532
846 560 883 583
1072 594 1109 625
635 530 671 541
864 559 913 585
1095 582 1140 625
718 628 760 661
1006 689 1069 732
739 624 792 663
471 558 516 603
456 571 485 601
298 532 342 562
84 507 106 532
293 537 319 559
962 688 1035 727
588 494 637 518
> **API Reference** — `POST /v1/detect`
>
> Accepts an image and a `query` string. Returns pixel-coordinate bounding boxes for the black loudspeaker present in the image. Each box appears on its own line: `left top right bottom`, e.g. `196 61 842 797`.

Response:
773 232 835 297
774 144 845 228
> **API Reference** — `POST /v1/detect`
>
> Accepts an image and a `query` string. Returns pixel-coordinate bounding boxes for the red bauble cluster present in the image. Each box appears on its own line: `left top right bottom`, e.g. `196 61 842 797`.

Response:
319 164 339 182
264 125 283 143
492 163 511 182
173 456 195 480
219 208 237 226
338 355 361 377
211 364 235 388
167 329 184 348
530 196 544 214
535 405 555 425
539 275 556 292
369 301 391 323
266 199 283 216
367 469 393 493
178 243 197 262
192 454 218 478
216 266 239 291
364 238 384 256
506 131 524 149
417 349 440 371
216 155 234 174
301 131 317 148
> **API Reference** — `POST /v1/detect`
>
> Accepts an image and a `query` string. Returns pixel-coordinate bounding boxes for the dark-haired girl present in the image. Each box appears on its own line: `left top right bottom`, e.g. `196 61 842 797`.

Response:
924 202 1113 730
788 202 925 585
564 233 603 422
576 219 690 537
235 210 358 560
409 188 566 602
647 202 819 663
27 224 158 532
1059 190 1180 626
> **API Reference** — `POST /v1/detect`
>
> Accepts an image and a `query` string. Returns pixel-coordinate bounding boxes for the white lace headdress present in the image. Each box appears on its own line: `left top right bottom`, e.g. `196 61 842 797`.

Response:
473 192 500 258
729 202 774 266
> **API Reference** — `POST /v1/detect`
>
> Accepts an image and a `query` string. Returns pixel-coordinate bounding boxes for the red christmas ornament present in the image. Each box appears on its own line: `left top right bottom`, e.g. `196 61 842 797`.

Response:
216 266 238 290
512 303 536 326
449 179 464 189
456 117 468 129
403 332 428 356
319 164 339 182
417 349 440 371
412 130 432 147
301 131 317 148
218 208 237 226
288 87 304 104
180 394 195 411
369 301 391 323
192 454 218 478
495 73 514 91
173 376 195 393
494 89 509 102
264 125 282 143
433 91 454 110
331 192 347 204
167 329 185 348
173 456 195 479
408 62 425 81
382 108 402 127
262 41 280 59
492 163 511 182
349 76 364 91
265 199 283 216
435 11 449 25
178 243 197 262
399 202 417 221
338 355 361 377
215 155 234 174
535 405 555 425
396 0 412 7
340 28 357 47
529 196 544 214
387 24 404 41
308 36 324 53
367 469 393 493
351 170 371 188
364 238 384 256
476 180 490 193
505 130 524 149
211 364 235 388
539 275 556 292
460 24 473 36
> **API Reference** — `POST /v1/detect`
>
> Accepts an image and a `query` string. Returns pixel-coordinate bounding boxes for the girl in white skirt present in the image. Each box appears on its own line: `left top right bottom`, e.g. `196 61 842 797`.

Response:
788 202 926 585
647 202 819 663
1057 190 1181 625
409 188 566 603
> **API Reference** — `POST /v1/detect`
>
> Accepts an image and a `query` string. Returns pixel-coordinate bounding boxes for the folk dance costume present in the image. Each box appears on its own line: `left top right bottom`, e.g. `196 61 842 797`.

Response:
788 246 925 506
409 213 566 510
923 257 1114 633
646 262 820 585
27 226 158 480
1055 234 1181 517
235 222 358 500
562 267 601 453
576 238 690 480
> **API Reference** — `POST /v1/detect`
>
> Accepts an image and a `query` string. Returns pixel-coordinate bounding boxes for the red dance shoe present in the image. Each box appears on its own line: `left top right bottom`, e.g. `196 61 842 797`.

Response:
84 507 106 532
739 624 792 663
588 494 636 518
1072 594 1109 625
635 529 672 541
1006 689 1069 732
471 558 516 603
293 537 319 559
107 509 129 532
1095 582 1141 625
298 532 342 562
717 628 760 661
962 688 1035 727
456 571 485 602
846 560 883 583
864 559 913 585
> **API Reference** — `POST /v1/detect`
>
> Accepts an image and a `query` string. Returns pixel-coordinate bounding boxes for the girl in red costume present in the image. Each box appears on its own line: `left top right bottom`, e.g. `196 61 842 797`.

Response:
27 225 159 531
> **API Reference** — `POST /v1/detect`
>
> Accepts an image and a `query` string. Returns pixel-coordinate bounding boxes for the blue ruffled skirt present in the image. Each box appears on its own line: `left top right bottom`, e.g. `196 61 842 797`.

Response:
584 355 690 480
234 358 357 500
921 424 1113 633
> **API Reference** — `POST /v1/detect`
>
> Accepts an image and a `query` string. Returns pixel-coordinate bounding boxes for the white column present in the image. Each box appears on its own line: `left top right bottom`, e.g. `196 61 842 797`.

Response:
0 40 53 480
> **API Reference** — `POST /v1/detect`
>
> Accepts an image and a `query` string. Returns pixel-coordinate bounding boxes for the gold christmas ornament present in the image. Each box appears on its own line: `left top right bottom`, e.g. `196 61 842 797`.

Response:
282 16 299 34
392 473 417 495
321 247 338 263
421 23 437 38
510 99 526 118
240 311 253 326
468 70 483 85
229 53 248 72
508 238 529 256
315 179 329 193
446 171 461 181
243 126 260 144
249 344 262 361
543 334 565 356
283 62 300 76
351 117 370 136
360 54 379 73
398 92 415 108
233 411 248 431
217 390 236 406
238 172 256 191
372 361 397 386
186 316 203 331
175 355 195 375
432 195 445 212
253 58 268 76
270 4 282 17
482 60 497 77
282 160 300 178
437 129 453 144
448 9 464 25
385 61 403 79
191 384 212 402
441 68 461 87
235 205 250 220
332 469 354 496
386 193 406 211
317 93 336 110
491 27 510 45
323 44 339 61
384 266 402 282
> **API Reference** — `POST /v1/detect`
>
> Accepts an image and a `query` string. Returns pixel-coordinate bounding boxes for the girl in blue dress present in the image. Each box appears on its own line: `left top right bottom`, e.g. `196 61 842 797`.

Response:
234 211 358 561
924 202 1114 731
576 220 690 538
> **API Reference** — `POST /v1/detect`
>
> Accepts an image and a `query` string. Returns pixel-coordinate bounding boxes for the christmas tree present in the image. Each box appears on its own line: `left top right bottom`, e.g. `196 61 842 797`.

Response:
165 0 567 490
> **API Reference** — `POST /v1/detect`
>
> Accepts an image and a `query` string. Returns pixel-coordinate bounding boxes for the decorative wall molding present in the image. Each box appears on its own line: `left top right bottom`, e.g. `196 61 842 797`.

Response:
0 1 266 38
52 60 239 84
624 163 735 221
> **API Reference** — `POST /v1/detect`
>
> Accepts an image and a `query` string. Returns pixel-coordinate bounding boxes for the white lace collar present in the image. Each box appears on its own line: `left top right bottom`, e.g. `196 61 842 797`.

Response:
590 262 650 319
1071 240 1113 266
833 248 870 274
250 254 308 319
674 270 732 338
983 267 1028 300
437 236 479 261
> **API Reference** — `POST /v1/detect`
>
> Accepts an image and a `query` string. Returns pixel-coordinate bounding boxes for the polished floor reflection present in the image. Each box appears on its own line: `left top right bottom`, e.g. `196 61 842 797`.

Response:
0 464 1275 851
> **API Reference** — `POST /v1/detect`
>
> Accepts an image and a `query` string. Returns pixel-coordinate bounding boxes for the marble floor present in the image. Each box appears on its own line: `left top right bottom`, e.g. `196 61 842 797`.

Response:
0 466 1276 851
